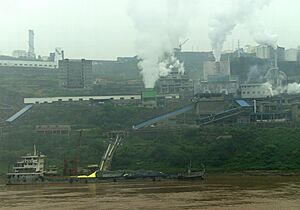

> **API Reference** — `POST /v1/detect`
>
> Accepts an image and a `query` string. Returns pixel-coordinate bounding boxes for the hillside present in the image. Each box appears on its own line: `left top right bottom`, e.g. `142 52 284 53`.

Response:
1 103 300 175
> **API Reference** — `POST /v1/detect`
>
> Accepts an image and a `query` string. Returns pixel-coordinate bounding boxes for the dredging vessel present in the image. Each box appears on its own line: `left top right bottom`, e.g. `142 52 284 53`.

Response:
6 146 204 185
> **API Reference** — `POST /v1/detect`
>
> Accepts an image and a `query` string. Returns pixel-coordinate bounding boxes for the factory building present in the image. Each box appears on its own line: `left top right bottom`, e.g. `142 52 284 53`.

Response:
203 61 230 80
59 59 92 89
194 93 227 115
0 58 58 69
0 30 63 70
285 48 299 61
195 75 239 95
256 45 274 59
12 50 28 58
240 83 273 99
244 45 257 54
155 75 194 97
155 58 194 97
195 61 237 95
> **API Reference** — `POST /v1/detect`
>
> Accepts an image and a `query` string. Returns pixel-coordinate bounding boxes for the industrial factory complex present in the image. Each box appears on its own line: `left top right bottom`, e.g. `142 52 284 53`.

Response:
2 30 300 129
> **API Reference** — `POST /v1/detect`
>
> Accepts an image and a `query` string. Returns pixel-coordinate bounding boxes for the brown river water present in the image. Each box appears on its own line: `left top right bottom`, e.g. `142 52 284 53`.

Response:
0 175 300 210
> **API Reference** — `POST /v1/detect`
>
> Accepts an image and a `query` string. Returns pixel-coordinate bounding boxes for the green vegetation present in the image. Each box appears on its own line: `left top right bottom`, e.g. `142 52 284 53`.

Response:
1 103 300 175
114 127 300 173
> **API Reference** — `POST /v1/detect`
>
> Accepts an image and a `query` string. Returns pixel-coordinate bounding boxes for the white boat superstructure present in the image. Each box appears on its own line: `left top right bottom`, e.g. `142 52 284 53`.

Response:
7 145 46 184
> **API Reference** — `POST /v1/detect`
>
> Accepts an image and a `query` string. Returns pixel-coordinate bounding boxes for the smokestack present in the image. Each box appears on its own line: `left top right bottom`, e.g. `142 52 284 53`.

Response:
28 30 35 59
274 47 278 68
238 40 241 58
216 61 220 73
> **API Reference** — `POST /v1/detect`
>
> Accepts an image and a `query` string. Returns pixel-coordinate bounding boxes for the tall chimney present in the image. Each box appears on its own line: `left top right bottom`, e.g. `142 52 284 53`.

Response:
28 30 35 59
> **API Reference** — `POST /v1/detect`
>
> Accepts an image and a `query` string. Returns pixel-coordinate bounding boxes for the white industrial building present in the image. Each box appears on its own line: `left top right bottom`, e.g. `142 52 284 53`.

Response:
24 95 142 104
12 50 28 58
244 45 256 54
196 78 239 95
0 30 63 70
256 45 274 59
0 59 58 69
285 48 299 61
241 84 273 99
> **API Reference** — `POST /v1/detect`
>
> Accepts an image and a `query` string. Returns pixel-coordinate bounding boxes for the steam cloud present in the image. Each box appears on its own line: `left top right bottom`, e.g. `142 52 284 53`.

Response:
246 65 267 84
158 54 185 77
274 83 300 95
209 0 272 61
128 0 197 88
248 17 278 47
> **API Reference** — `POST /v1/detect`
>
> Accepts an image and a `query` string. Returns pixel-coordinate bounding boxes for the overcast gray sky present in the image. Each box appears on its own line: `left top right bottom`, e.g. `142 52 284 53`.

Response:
0 0 299 60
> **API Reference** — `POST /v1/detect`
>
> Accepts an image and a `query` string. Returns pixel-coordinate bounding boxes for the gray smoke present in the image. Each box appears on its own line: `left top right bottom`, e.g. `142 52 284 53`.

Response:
246 65 267 84
209 0 272 62
128 0 197 88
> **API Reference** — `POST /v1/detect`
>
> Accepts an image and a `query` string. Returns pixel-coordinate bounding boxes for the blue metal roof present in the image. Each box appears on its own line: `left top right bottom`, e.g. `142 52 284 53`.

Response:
6 105 33 123
133 104 194 130
235 100 250 107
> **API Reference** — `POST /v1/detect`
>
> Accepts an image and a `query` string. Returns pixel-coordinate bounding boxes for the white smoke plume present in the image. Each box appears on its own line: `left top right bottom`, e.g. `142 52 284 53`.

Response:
260 82 300 97
128 0 197 88
274 83 300 95
209 0 272 62
286 83 300 94
248 17 278 48
262 82 274 96
158 54 185 77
